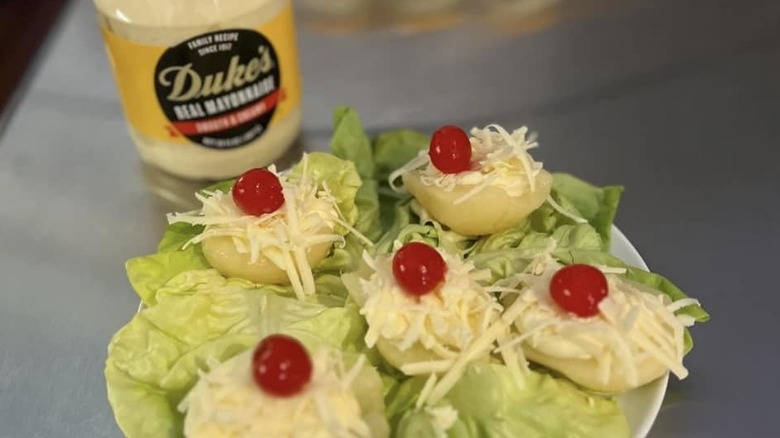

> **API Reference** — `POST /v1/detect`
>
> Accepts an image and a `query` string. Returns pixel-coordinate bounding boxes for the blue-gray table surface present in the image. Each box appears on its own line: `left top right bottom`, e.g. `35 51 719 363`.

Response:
1 0 778 436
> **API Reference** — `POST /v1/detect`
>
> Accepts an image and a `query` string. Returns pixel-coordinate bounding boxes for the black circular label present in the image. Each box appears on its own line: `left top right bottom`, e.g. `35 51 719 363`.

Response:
154 29 281 149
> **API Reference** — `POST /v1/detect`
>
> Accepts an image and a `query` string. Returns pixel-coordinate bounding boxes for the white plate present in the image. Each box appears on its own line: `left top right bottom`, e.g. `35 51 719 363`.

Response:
610 226 668 438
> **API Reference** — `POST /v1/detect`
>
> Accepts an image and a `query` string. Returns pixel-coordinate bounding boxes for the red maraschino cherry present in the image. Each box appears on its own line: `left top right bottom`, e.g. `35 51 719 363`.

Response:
232 168 285 216
392 242 447 296
429 125 472 174
251 334 312 397
549 264 609 317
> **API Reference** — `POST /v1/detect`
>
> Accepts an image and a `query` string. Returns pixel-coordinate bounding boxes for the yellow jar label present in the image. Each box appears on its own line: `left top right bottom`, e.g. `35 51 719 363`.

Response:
101 5 301 149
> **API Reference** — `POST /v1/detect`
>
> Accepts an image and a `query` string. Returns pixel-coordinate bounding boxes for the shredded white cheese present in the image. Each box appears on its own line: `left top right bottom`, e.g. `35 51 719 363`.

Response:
389 124 545 203
401 360 454 376
545 195 588 224
508 251 701 388
167 156 364 299
425 405 459 438
415 374 439 411
423 289 532 406
356 245 503 374
179 348 371 438
359 244 525 404
667 298 701 313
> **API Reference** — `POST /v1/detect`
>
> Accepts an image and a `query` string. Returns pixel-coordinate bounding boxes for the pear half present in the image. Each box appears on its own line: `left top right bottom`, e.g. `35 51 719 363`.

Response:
523 346 668 394
202 236 332 284
403 170 553 236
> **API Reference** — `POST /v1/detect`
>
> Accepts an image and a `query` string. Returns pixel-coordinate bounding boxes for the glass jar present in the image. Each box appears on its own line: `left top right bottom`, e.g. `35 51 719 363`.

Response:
94 0 302 180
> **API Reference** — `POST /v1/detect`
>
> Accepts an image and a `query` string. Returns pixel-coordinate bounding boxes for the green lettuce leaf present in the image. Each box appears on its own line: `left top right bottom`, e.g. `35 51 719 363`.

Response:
373 198 475 257
471 224 603 285
157 223 202 253
201 179 236 195
388 363 629 438
125 223 212 306
289 151 362 228
372 129 427 231
372 129 428 183
374 196 416 252
331 106 375 180
125 250 209 307
548 173 623 249
315 233 372 280
354 180 382 241
106 269 367 438
291 150 379 274
379 196 413 238
329 107 382 241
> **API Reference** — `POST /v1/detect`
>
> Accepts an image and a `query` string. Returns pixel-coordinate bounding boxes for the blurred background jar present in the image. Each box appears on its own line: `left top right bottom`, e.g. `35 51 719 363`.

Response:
94 0 303 180
479 0 617 34
294 0 373 33
293 0 614 35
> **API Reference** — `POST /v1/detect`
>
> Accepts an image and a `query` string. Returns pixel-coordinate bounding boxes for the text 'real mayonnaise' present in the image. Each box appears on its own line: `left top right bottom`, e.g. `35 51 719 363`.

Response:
94 0 302 180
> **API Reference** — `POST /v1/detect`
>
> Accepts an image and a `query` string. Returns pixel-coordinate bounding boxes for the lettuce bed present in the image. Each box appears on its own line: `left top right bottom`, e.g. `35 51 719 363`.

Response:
106 107 708 438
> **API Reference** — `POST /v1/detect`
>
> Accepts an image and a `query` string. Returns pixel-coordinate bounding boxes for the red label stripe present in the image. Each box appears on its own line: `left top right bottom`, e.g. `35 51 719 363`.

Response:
171 89 282 136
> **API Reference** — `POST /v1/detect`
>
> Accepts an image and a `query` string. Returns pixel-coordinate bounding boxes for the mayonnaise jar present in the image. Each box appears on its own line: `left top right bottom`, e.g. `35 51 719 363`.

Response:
94 0 302 180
